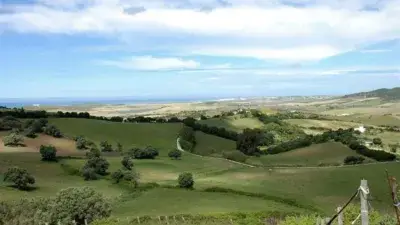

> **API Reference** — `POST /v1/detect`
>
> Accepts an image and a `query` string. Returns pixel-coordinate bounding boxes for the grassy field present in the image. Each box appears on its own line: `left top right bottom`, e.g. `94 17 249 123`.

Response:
284 119 361 130
49 118 182 155
249 142 370 167
326 114 400 126
199 116 264 132
193 131 236 156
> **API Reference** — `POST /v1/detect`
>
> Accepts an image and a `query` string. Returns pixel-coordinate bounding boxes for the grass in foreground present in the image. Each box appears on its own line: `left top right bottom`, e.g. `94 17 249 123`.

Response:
249 142 371 167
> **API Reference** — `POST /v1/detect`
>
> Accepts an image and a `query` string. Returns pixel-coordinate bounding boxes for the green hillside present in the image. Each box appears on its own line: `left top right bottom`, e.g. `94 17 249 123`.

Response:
199 116 264 132
343 87 400 100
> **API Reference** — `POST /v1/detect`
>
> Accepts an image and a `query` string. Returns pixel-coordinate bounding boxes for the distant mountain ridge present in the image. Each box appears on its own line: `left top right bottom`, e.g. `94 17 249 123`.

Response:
343 87 400 100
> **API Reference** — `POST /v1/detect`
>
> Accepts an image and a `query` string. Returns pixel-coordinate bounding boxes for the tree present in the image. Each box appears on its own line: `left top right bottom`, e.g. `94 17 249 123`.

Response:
344 155 365 165
75 136 88 150
2 132 24 146
372 137 383 145
100 141 113 152
82 167 98 181
125 170 140 188
51 187 111 224
236 129 264 156
111 169 124 183
121 156 133 170
44 125 62 138
129 146 159 159
178 172 194 189
24 127 37 138
83 156 110 176
3 167 35 190
39 145 57 161
168 149 182 160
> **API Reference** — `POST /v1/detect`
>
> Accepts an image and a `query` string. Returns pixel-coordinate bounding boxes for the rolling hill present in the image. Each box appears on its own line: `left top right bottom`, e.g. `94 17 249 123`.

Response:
343 87 400 101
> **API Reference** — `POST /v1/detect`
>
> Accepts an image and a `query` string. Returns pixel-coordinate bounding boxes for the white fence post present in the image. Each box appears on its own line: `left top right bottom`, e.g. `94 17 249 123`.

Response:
360 179 369 225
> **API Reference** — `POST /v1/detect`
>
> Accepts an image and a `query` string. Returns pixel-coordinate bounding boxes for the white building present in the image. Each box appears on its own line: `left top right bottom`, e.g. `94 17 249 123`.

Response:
355 126 366 133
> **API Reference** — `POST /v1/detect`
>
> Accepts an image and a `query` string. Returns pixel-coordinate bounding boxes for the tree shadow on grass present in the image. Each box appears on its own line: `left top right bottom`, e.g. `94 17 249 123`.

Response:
6 185 38 192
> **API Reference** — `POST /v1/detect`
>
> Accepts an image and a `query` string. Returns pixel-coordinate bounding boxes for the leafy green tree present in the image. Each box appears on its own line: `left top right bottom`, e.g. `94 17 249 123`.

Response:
51 187 111 224
75 136 89 150
2 132 24 146
116 142 123 153
3 167 35 190
39 145 57 161
100 141 113 152
111 169 124 184
168 149 182 160
24 127 37 138
121 156 133 170
124 170 140 188
236 129 264 156
178 172 194 189
83 157 110 176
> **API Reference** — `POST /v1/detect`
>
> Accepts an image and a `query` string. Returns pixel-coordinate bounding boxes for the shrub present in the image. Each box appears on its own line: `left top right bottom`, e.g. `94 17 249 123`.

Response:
75 136 89 150
51 187 111 224
2 132 24 146
24 127 37 138
130 146 159 159
111 169 124 183
343 155 365 165
121 156 133 170
372 137 382 145
123 170 140 188
222 150 248 163
3 167 35 190
178 172 194 189
168 149 182 159
39 145 57 161
100 141 113 152
116 142 123 153
44 125 62 138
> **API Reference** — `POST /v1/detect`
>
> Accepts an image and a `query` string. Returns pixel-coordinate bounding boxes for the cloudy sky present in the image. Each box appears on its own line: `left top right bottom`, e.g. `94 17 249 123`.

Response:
1 0 399 99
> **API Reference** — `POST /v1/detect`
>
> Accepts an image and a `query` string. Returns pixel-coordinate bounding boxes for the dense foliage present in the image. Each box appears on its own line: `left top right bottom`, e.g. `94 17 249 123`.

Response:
236 128 270 156
182 117 239 141
39 145 57 161
121 156 133 170
100 141 113 152
2 132 24 146
343 155 365 165
82 155 110 180
3 167 35 190
44 124 62 138
178 172 194 189
168 149 182 159
128 146 159 159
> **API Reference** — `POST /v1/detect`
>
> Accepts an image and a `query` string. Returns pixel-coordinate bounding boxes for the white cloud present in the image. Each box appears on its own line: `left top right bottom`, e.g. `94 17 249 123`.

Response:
1 0 400 61
359 49 392 53
100 56 200 70
190 45 340 61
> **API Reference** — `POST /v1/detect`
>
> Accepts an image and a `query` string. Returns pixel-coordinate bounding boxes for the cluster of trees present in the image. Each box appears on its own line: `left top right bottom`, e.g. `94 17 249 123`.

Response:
178 126 197 151
2 132 24 147
111 156 140 187
127 146 159 159
182 117 239 141
0 187 111 225
168 149 182 159
81 149 110 181
236 128 274 156
267 136 314 154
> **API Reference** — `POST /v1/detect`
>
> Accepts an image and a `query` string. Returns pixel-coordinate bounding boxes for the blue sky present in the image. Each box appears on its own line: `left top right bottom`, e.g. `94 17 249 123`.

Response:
0 0 399 99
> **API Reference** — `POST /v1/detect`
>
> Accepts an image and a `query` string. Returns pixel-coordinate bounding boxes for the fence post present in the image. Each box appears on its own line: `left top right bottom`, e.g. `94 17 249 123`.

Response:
360 179 369 225
337 207 343 225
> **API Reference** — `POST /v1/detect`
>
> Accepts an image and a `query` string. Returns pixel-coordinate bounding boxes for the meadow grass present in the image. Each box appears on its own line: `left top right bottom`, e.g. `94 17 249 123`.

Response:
198 116 264 132
249 142 369 167
49 118 183 155
284 119 361 130
193 131 236 156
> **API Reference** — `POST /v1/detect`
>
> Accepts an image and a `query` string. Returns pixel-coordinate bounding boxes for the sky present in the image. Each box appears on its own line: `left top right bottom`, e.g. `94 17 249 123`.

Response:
0 0 400 99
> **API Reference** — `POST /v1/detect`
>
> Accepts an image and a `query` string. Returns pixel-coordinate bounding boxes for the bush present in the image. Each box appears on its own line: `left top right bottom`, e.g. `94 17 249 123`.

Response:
100 141 113 152
372 137 382 145
178 172 194 189
2 132 24 146
168 149 182 159
3 167 35 190
75 136 89 150
82 167 98 181
24 127 37 138
343 155 365 165
111 169 124 184
39 145 57 162
51 187 111 224
222 150 248 163
44 125 62 138
130 146 159 159
116 142 123 153
121 156 133 170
